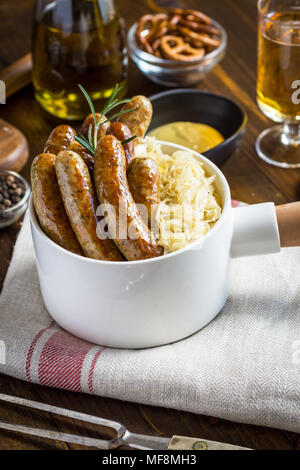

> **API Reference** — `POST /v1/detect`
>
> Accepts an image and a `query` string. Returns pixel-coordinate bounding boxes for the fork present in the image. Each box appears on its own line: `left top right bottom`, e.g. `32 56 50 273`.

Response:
0 393 250 450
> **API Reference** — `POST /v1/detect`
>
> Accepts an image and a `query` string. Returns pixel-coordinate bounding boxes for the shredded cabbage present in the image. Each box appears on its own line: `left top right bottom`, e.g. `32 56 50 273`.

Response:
134 138 222 254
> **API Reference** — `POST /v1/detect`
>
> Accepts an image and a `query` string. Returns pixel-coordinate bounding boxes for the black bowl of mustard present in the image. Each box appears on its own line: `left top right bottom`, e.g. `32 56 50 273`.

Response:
149 89 248 167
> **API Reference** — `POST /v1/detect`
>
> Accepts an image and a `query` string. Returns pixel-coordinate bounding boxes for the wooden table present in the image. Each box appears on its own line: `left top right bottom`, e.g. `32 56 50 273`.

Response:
0 0 299 451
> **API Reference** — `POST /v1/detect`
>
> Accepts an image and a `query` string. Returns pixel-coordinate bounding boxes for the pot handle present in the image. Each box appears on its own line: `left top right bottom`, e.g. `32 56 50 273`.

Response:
231 201 300 258
231 202 280 258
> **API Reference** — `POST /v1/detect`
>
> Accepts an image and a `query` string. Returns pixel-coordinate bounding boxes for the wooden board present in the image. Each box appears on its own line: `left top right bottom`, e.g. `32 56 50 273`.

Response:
0 53 32 99
0 118 29 172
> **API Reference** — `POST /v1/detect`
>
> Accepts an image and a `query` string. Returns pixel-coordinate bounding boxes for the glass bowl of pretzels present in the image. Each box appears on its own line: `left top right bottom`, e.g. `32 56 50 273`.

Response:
128 8 227 87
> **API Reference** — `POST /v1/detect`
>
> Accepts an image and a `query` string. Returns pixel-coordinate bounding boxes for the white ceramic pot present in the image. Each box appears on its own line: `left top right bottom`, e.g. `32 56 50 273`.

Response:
29 142 281 349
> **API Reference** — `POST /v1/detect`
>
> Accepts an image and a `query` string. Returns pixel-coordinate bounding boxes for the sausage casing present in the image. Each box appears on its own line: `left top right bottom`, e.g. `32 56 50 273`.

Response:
94 135 163 261
80 113 110 142
68 140 95 173
127 157 160 227
107 121 135 168
55 150 123 261
119 95 153 139
31 153 83 255
44 125 77 155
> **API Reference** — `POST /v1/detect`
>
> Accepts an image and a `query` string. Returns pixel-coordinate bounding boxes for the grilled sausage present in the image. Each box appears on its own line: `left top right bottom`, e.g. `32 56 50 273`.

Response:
44 125 77 155
106 121 135 168
80 113 110 142
119 95 153 139
55 150 123 261
127 157 160 227
68 140 95 173
94 135 163 261
31 153 83 255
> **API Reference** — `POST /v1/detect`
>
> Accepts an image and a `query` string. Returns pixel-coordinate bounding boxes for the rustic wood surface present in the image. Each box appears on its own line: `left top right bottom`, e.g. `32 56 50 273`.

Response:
0 0 299 450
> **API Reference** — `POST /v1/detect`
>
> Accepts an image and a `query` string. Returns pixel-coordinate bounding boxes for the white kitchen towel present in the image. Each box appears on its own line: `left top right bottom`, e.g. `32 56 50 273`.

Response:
0 211 299 432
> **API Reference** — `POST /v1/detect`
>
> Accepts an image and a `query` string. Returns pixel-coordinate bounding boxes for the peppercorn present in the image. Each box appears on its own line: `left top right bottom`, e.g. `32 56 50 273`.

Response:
0 173 25 213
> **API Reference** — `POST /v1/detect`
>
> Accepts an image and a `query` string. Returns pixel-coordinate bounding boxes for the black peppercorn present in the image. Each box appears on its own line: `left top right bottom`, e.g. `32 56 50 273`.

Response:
0 173 25 213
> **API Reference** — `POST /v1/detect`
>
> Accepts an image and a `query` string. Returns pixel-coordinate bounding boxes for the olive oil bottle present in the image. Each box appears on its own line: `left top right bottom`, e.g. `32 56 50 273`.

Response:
32 0 128 120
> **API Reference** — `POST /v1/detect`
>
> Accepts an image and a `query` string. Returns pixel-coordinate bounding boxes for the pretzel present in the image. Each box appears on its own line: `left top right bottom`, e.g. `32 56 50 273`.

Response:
178 26 221 48
137 14 169 52
137 15 155 54
178 18 203 30
152 19 168 41
139 36 153 55
168 14 181 28
137 14 167 40
152 38 162 51
160 36 205 61
178 18 220 35
137 15 155 38
136 9 221 62
169 8 211 25
184 9 212 25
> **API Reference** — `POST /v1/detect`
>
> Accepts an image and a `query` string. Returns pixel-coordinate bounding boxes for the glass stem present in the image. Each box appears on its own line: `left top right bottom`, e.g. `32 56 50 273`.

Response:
282 122 300 147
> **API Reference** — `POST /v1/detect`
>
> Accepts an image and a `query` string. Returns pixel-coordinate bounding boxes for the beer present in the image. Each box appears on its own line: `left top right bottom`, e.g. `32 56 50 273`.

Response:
257 11 300 123
32 0 128 120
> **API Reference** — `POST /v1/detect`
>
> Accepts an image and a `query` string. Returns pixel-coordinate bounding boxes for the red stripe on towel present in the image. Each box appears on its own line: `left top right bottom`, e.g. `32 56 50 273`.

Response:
25 321 55 382
38 330 91 392
88 348 106 393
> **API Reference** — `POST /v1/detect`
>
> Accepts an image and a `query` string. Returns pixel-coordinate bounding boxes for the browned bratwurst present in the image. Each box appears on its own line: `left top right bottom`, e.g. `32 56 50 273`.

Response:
80 113 110 141
55 150 123 261
31 153 83 255
119 96 153 139
68 140 95 173
106 121 135 169
44 125 77 155
127 157 160 227
94 135 163 261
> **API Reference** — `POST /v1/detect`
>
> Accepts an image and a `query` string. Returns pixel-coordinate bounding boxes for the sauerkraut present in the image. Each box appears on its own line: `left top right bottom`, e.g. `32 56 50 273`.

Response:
134 138 222 254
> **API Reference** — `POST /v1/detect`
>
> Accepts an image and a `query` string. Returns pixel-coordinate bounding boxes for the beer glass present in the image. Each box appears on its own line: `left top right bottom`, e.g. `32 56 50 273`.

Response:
256 0 300 168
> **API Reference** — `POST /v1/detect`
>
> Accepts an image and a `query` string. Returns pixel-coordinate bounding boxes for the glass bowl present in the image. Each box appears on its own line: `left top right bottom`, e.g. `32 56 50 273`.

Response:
0 170 31 229
127 19 227 87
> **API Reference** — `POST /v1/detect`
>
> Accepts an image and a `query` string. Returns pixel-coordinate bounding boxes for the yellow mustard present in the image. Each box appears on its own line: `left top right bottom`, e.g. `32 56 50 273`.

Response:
149 122 224 154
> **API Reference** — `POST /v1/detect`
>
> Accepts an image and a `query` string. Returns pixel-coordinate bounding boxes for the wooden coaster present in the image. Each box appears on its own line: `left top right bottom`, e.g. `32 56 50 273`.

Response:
0 118 29 172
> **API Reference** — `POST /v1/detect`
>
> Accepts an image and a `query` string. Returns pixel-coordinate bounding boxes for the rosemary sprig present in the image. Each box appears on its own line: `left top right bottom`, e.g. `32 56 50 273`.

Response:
122 135 137 145
75 84 137 156
76 134 95 155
